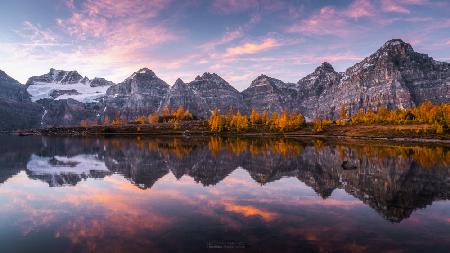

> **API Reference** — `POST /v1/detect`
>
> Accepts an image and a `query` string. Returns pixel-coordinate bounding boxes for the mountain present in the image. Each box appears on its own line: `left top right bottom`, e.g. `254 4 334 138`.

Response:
300 39 450 119
25 68 115 127
241 39 450 119
161 78 209 117
37 98 102 127
26 68 114 103
188 72 247 114
161 72 248 117
0 38 449 129
242 74 296 112
294 62 342 119
104 68 170 119
0 70 43 129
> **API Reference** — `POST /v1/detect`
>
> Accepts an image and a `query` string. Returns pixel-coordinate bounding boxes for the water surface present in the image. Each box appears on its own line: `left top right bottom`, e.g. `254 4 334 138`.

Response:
0 136 449 253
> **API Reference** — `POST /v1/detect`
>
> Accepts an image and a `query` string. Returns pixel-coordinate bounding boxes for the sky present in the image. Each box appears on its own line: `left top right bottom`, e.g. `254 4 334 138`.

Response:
0 0 449 91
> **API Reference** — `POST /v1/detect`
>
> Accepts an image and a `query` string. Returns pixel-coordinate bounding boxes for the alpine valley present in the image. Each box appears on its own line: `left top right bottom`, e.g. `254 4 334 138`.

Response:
1 39 449 130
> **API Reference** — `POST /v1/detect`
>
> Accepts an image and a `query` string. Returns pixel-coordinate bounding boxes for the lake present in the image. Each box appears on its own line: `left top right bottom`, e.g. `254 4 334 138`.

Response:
0 135 449 253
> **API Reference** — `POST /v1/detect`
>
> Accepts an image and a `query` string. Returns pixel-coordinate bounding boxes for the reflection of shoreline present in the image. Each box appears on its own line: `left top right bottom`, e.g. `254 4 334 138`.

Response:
1 136 450 222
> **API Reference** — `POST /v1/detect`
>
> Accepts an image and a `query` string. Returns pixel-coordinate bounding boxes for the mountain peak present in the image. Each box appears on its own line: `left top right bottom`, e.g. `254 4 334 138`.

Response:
315 62 335 72
173 78 185 86
193 72 229 85
379 39 414 53
125 68 158 81
383 39 407 47
256 74 270 80
198 72 223 81
136 68 156 76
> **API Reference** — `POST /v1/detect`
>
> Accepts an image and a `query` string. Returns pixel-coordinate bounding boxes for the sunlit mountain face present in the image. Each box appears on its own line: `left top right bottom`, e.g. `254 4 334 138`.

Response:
1 0 450 91
0 136 449 252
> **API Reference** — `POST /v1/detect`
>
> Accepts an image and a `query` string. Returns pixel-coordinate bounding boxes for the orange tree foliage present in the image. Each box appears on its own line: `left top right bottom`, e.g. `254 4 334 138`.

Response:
136 115 146 125
229 112 248 132
350 101 450 133
161 105 170 118
250 108 260 127
208 109 225 132
261 110 270 126
312 119 324 133
208 109 304 133
148 113 159 125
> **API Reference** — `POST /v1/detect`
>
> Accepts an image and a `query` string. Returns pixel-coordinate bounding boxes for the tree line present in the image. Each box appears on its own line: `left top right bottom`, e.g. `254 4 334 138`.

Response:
208 108 304 132
80 106 193 129
337 101 450 133
80 101 449 134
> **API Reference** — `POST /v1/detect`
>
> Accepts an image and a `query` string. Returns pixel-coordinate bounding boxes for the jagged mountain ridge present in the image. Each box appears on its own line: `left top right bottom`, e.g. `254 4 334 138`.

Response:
306 39 450 118
1 39 449 128
26 68 115 104
103 68 170 119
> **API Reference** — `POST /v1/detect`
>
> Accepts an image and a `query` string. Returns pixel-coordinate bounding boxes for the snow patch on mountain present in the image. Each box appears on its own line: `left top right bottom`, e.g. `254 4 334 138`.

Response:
27 82 110 103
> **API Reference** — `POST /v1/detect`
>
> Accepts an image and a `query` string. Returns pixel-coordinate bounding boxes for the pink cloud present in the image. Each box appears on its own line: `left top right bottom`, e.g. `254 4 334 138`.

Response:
380 0 411 14
211 0 284 14
224 38 281 57
346 0 375 19
212 0 259 14
56 0 176 64
200 13 261 51
223 202 278 221
288 6 354 36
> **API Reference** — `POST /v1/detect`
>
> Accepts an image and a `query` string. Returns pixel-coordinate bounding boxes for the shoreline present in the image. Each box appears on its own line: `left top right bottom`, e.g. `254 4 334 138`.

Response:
3 123 450 145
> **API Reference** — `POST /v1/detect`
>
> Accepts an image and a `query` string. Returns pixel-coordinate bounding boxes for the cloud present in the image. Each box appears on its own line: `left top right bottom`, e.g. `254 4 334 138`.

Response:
212 0 259 14
200 13 261 51
223 202 277 221
211 0 284 14
224 38 281 57
19 21 60 47
288 6 355 36
346 0 375 19
380 0 411 14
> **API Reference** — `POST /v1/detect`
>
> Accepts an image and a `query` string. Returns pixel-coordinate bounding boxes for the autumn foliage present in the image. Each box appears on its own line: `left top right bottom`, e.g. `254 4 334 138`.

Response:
349 101 449 133
208 108 304 133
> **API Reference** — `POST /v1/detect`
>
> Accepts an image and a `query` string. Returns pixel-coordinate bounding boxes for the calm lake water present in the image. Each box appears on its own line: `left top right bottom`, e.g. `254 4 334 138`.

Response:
0 135 449 253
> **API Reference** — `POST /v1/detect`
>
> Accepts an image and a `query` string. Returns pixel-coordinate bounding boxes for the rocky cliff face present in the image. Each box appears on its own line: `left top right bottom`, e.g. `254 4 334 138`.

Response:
294 62 343 119
316 40 450 117
241 39 450 119
161 78 209 117
242 75 296 112
188 72 247 115
299 39 450 118
26 68 84 86
25 68 114 127
163 73 248 117
1 39 449 129
26 68 114 102
37 99 102 127
0 70 42 129
104 68 169 119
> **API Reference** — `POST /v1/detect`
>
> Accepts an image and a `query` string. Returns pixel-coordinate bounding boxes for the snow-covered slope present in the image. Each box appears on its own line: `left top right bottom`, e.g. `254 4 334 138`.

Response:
26 69 114 103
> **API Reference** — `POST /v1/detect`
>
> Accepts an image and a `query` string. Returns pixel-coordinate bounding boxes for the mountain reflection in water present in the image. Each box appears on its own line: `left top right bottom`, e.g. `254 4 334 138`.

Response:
0 136 449 253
